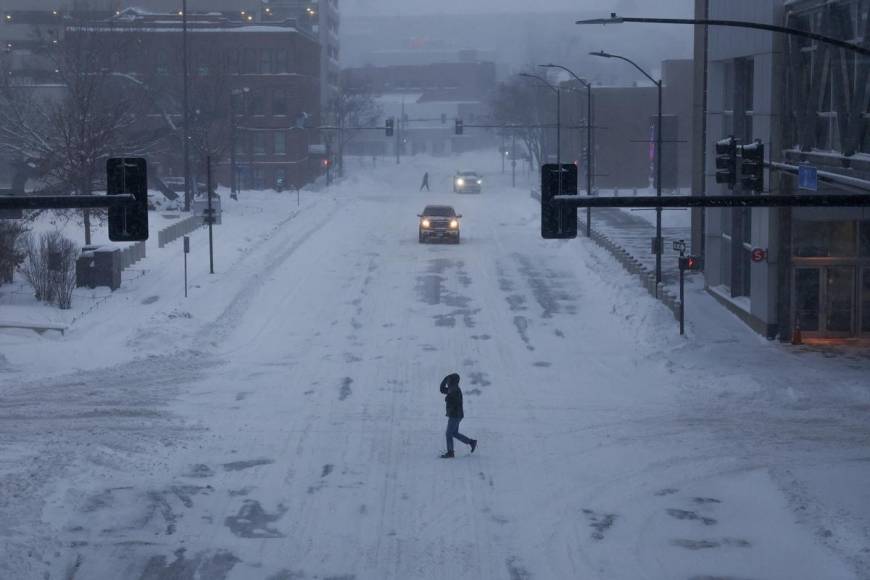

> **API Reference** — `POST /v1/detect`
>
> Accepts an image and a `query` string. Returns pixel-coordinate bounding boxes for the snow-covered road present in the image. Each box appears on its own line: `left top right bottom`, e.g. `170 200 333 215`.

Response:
2 153 869 580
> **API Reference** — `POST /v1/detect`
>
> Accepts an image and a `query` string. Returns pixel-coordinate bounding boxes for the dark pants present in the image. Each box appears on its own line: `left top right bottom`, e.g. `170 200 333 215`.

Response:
420 181 429 191
446 417 472 452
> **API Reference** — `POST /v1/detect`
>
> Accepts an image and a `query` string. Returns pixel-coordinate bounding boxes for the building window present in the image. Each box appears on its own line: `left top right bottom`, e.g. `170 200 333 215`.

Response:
253 133 267 156
234 133 246 156
794 221 857 257
259 49 272 74
274 132 286 156
254 167 265 189
860 221 870 256
244 48 258 73
274 49 288 74
250 90 265 116
272 89 287 116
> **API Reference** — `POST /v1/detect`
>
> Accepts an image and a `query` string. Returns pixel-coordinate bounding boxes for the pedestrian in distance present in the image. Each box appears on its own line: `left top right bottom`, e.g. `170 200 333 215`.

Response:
439 373 477 458
420 171 430 192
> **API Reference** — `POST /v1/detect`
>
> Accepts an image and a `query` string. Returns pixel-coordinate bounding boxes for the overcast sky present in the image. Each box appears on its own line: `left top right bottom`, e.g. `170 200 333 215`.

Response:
343 0 693 17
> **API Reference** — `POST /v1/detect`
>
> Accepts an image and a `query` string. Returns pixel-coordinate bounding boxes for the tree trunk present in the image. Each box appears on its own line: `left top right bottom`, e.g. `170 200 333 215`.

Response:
83 209 92 246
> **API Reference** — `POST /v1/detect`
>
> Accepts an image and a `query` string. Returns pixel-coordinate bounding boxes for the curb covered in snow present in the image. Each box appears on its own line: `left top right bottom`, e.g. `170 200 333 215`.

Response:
530 189 680 321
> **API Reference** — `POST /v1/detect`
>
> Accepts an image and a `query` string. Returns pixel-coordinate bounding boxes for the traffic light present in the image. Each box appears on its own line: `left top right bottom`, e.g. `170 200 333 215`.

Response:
740 139 765 193
455 119 463 135
107 157 148 242
715 136 737 189
541 163 578 239
385 118 394 137
679 255 704 271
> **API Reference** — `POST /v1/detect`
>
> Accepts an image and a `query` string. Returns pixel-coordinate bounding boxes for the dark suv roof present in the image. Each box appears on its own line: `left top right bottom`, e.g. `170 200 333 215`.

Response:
422 205 456 217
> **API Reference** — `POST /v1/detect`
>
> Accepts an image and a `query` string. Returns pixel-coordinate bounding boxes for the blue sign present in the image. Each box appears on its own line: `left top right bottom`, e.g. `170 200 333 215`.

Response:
798 165 818 191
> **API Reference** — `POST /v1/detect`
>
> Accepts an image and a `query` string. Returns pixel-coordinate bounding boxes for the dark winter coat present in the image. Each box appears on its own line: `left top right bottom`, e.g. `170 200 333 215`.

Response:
440 375 464 419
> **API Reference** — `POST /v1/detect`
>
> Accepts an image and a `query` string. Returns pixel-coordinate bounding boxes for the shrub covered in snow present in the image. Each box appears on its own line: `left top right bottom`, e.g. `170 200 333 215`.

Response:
20 231 79 309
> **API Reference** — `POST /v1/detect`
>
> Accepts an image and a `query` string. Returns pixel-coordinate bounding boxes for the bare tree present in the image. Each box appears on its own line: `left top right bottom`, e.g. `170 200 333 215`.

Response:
141 47 234 189
326 83 382 177
490 76 552 169
0 24 153 244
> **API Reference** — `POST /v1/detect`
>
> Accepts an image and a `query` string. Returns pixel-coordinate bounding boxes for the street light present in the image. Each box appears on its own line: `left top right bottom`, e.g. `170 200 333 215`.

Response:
518 72 561 173
539 63 594 237
230 87 249 198
589 50 664 289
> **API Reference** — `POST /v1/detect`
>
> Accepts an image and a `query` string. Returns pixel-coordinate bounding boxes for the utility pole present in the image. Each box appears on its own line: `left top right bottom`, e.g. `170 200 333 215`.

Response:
586 82 593 236
230 91 237 199
511 132 517 187
206 156 214 274
182 0 191 212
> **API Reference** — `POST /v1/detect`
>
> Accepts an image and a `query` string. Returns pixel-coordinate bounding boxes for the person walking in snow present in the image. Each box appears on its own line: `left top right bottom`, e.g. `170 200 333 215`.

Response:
439 373 477 458
420 171 430 192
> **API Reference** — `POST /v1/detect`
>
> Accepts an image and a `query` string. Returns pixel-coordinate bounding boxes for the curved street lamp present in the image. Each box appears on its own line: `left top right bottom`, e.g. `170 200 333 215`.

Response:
589 50 664 289
539 63 594 237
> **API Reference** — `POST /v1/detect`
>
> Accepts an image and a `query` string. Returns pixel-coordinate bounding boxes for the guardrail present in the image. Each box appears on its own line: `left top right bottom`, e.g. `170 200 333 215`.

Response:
158 214 203 248
119 240 146 269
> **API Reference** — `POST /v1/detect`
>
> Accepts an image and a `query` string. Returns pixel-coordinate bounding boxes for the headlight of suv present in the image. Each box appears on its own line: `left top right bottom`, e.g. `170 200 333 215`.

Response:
449 219 459 229
477 179 483 185
456 178 465 186
421 219 431 228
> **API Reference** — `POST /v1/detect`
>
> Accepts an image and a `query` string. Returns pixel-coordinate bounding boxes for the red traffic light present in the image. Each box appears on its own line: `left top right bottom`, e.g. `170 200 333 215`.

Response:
321 158 330 167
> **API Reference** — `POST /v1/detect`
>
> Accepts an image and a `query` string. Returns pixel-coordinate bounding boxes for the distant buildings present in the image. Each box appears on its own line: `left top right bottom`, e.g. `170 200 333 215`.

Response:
342 60 498 158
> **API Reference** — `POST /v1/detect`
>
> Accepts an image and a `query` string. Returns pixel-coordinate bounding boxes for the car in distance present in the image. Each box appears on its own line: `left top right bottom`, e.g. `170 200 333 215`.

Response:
453 171 483 193
418 205 461 244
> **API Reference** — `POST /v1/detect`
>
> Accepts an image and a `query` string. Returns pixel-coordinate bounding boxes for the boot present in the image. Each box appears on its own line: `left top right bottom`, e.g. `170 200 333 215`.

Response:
440 450 454 459
470 440 477 454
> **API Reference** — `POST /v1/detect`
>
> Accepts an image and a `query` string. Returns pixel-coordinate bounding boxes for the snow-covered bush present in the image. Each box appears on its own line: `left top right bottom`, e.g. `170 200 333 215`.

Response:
50 235 78 310
21 233 52 302
20 231 78 308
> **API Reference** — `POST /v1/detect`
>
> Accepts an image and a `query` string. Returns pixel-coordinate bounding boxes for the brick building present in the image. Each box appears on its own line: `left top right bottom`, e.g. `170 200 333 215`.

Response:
57 11 322 190
1 1 335 191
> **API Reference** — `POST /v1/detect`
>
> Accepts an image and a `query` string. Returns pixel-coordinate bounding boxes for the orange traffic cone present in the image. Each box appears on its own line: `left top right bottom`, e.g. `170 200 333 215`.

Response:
791 316 802 346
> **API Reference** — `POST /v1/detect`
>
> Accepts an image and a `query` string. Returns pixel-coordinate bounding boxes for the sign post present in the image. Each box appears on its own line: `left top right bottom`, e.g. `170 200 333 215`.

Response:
183 236 190 298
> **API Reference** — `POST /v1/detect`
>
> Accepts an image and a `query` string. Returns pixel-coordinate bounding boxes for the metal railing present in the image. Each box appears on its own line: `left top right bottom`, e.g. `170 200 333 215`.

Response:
158 214 203 248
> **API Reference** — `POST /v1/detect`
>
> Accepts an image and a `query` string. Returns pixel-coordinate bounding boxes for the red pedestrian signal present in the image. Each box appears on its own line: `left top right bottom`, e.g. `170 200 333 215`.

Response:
679 255 703 271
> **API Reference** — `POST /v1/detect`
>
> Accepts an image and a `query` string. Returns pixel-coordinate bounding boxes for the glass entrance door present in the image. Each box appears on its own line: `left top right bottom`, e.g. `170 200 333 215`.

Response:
794 266 858 337
825 267 855 336
862 268 870 337
795 268 821 334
